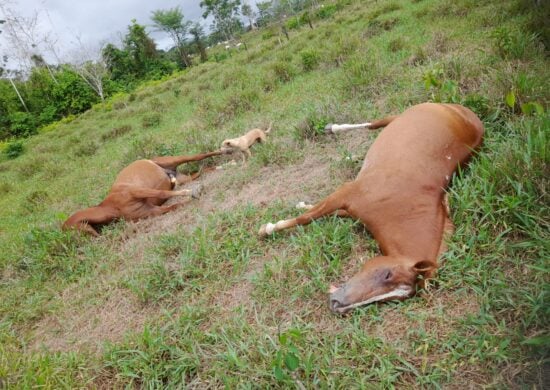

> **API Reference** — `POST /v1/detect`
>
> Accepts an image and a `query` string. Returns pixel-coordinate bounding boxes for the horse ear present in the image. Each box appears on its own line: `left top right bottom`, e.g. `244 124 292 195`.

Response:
412 260 437 279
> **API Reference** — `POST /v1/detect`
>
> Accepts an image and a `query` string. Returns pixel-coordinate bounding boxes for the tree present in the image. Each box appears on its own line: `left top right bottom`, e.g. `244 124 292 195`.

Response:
189 23 208 63
256 1 274 27
0 3 58 82
102 20 175 85
69 38 110 101
151 7 192 68
200 0 242 41
241 2 257 30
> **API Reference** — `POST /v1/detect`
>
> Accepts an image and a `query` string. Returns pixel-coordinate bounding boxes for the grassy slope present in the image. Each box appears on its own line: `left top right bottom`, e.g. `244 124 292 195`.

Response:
0 0 548 387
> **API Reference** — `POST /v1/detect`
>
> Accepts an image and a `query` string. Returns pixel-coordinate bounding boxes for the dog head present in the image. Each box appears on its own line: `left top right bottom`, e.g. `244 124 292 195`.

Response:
328 256 437 314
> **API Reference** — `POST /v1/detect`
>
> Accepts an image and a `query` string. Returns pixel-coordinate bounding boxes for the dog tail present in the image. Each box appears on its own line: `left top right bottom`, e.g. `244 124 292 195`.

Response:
265 122 273 134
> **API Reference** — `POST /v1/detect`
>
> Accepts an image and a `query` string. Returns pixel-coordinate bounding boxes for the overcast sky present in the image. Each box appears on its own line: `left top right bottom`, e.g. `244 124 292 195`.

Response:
0 0 209 67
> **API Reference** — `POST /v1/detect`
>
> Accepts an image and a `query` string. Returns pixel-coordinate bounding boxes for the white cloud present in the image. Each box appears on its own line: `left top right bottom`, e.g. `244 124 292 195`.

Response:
1 0 207 67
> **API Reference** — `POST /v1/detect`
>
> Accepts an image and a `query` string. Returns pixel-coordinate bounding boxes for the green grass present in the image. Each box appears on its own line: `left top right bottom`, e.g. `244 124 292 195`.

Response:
0 0 548 387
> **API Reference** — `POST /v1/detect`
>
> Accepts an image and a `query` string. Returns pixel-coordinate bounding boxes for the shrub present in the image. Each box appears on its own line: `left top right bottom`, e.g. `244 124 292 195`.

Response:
9 112 37 137
286 16 301 30
5 140 24 159
300 49 321 71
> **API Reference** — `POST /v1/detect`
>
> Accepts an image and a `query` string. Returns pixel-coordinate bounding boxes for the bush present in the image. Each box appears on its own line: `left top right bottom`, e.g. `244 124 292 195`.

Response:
9 112 37 137
286 17 301 30
5 140 24 159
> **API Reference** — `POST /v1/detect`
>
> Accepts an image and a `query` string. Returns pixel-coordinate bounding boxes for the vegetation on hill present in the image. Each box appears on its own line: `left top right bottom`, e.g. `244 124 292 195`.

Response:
0 0 548 387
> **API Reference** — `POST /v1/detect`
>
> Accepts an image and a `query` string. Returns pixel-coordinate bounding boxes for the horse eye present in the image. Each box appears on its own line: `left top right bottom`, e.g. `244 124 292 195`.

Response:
384 270 392 280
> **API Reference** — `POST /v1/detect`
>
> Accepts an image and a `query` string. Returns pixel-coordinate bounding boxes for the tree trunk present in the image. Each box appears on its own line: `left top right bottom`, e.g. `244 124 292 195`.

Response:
8 78 29 113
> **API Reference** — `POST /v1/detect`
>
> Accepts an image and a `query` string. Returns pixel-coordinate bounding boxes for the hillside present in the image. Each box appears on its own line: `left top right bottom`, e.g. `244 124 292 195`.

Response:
0 0 548 387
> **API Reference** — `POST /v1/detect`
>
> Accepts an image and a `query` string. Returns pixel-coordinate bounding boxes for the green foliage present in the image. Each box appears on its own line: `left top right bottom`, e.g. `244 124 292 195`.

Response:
8 112 38 137
4 140 24 159
423 66 461 103
316 4 337 19
286 16 301 30
294 111 331 141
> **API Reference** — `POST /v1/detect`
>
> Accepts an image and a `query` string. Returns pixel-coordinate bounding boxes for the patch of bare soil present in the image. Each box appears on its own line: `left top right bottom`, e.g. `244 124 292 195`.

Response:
30 287 157 353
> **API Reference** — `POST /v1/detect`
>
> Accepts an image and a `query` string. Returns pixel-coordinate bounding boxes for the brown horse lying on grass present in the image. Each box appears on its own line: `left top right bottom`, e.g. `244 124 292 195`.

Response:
63 150 226 236
259 103 484 314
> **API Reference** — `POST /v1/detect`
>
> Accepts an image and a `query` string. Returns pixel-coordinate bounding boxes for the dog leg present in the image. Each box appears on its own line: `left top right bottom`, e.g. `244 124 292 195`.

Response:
259 183 355 237
151 150 224 171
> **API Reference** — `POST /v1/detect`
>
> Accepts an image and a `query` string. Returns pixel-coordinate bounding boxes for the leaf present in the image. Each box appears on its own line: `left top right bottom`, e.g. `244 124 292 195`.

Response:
284 352 299 371
522 335 550 347
521 102 544 116
274 365 285 381
505 90 516 108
